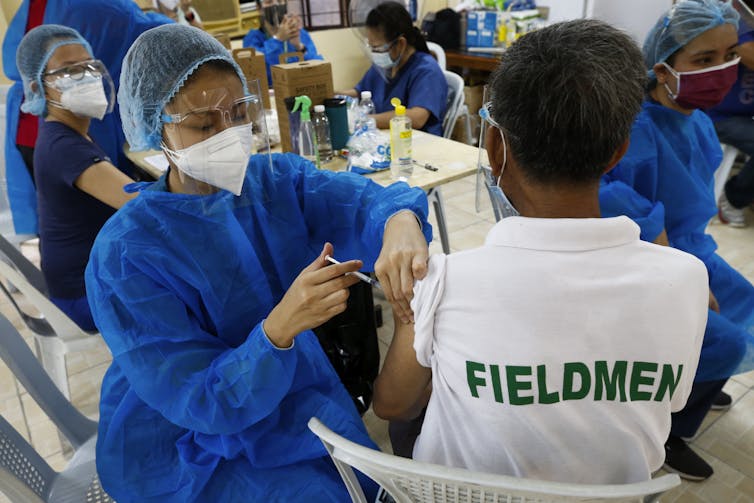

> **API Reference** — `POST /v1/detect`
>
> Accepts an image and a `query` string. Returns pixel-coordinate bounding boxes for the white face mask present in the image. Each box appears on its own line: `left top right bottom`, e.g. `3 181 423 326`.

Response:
162 124 254 196
488 128 520 218
52 75 110 120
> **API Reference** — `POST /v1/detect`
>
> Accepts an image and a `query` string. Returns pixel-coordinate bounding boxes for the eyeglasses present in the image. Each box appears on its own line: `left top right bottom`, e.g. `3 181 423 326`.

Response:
44 59 106 81
162 95 260 135
365 38 399 53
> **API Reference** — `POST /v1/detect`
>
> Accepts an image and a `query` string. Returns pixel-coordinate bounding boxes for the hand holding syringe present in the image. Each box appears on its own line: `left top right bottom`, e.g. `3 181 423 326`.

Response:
325 255 382 290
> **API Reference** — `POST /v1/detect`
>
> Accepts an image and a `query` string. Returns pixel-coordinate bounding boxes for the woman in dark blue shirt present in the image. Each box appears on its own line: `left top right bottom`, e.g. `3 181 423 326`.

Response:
344 1 447 136
17 25 137 330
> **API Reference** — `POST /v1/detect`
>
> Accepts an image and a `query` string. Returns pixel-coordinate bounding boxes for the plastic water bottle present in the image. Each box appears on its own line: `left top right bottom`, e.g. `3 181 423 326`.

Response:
293 95 319 167
357 90 375 130
389 97 412 181
312 105 333 163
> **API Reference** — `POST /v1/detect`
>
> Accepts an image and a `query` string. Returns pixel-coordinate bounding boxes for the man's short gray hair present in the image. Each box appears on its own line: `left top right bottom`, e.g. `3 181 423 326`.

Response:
489 19 646 185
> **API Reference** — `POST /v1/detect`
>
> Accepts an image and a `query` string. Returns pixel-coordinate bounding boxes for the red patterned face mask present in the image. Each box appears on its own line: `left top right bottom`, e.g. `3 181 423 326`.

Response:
662 57 741 110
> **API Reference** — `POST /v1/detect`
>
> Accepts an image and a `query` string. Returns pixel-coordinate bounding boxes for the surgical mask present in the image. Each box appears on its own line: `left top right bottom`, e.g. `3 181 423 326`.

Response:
49 74 110 120
263 4 287 26
162 123 254 196
662 57 740 110
369 40 403 70
488 128 520 218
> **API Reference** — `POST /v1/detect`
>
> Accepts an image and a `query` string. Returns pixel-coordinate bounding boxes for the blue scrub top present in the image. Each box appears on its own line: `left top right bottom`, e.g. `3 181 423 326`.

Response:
242 27 322 85
600 100 754 382
356 51 447 136
2 0 167 234
86 153 432 502
706 29 754 122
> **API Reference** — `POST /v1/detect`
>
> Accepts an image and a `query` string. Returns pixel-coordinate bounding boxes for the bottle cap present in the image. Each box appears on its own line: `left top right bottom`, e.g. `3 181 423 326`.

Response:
391 97 406 116
314 104 325 113
361 90 372 99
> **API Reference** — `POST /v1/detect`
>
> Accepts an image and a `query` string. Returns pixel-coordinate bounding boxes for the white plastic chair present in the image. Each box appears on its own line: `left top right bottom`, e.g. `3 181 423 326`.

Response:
308 417 681 503
426 42 447 71
442 71 465 139
0 249 106 400
714 144 744 203
0 313 113 503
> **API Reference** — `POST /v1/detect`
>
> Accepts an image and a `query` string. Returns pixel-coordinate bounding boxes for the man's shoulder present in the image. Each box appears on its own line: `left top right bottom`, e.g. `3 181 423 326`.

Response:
628 240 708 286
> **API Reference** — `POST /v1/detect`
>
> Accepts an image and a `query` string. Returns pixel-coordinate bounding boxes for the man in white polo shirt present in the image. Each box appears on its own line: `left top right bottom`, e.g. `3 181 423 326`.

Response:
372 19 709 484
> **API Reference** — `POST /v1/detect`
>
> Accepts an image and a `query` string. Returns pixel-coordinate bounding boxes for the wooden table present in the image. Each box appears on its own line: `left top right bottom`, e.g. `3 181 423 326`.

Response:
446 49 502 73
125 131 479 252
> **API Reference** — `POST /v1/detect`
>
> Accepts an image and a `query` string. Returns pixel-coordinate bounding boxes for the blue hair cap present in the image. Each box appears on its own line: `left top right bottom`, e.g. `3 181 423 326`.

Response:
643 0 739 80
16 24 93 117
119 24 247 151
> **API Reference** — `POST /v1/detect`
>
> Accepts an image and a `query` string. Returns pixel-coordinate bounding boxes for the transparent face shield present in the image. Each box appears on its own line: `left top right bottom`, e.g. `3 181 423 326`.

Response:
160 78 272 204
349 0 402 82
43 59 116 120
476 85 519 220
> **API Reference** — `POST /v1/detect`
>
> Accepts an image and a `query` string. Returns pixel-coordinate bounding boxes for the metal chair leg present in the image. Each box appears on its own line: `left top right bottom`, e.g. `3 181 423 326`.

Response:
427 187 450 254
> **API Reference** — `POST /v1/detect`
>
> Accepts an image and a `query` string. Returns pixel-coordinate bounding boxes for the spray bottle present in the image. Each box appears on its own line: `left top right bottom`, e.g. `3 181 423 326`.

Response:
389 97 413 181
293 95 319 167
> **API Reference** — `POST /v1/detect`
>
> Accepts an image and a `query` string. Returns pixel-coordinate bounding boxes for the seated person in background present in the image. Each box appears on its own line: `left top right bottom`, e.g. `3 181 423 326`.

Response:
340 1 447 136
706 0 754 228
242 0 322 85
373 19 709 485
600 0 754 480
153 0 203 29
86 24 431 501
16 25 137 331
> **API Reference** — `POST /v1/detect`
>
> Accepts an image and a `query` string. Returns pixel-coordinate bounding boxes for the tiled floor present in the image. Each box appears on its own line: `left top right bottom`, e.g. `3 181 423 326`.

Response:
1 173 754 502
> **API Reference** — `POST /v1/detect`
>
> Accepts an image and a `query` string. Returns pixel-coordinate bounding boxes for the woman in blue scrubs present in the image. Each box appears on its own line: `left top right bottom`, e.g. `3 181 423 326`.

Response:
599 0 754 481
86 24 432 502
343 1 447 136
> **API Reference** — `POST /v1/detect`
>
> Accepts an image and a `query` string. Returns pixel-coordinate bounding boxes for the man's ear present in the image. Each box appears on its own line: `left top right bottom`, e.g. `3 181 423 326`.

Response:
603 138 630 175
485 124 504 178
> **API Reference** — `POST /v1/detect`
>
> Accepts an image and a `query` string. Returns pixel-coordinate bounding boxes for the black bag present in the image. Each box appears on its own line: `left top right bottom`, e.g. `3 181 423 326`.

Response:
314 281 380 415
422 8 461 50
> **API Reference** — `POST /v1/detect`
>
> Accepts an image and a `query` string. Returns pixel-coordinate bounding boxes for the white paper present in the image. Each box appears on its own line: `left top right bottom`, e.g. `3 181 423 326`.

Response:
144 153 169 173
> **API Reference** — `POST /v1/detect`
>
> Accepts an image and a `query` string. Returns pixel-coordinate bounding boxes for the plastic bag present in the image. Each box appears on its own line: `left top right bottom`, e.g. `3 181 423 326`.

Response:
347 118 391 174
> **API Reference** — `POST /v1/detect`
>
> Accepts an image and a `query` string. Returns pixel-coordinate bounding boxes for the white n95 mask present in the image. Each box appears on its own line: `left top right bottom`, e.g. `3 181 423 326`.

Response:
162 123 254 196
52 75 110 120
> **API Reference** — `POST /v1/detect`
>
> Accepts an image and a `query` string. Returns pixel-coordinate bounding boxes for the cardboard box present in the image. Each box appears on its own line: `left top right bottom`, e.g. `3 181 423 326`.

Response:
272 59 334 152
232 48 271 110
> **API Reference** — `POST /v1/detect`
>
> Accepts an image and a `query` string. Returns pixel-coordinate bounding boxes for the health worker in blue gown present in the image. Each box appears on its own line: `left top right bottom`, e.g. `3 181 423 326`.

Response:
2 0 168 235
242 0 323 85
599 0 754 481
343 1 447 136
85 25 432 502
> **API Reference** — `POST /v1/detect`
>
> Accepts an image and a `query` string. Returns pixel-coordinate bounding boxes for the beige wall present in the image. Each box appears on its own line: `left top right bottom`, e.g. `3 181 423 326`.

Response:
0 0 23 85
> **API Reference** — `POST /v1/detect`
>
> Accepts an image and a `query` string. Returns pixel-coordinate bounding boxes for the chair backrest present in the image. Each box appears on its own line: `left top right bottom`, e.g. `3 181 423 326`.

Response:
308 417 681 503
0 235 48 297
0 414 54 503
0 313 96 449
442 71 465 139
715 144 741 203
0 259 89 343
426 42 447 70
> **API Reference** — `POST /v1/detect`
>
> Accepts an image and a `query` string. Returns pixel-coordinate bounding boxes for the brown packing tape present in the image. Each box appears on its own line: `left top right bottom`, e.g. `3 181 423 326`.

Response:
271 59 334 152
232 48 271 109
278 52 305 64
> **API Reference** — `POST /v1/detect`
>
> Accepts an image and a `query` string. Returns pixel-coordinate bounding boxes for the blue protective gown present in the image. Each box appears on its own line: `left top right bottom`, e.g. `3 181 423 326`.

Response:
2 0 168 234
85 153 432 502
600 100 754 382
242 27 323 85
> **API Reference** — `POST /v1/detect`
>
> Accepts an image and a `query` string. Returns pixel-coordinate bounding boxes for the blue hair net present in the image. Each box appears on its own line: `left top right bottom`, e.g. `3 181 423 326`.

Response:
643 0 739 80
15 24 93 117
119 24 247 151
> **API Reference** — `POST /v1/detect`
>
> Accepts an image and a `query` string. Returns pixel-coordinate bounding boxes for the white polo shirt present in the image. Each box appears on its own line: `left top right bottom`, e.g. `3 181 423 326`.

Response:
411 216 708 484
